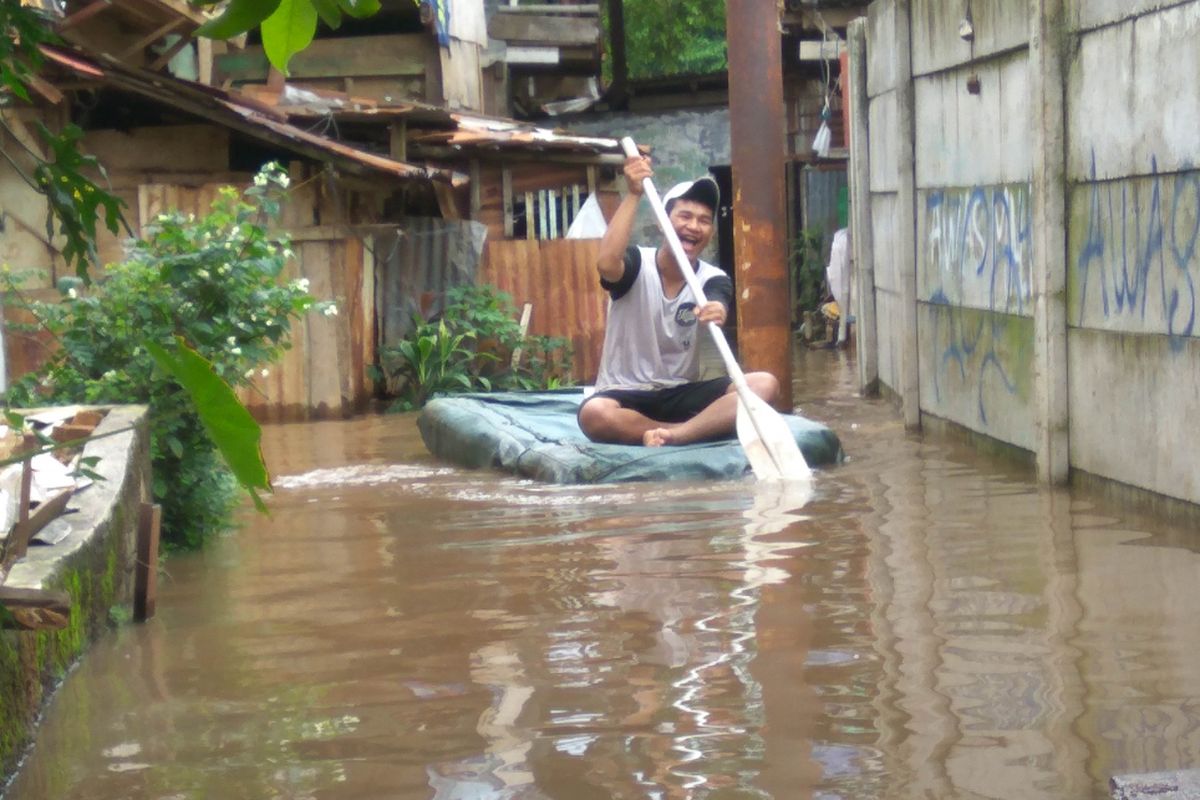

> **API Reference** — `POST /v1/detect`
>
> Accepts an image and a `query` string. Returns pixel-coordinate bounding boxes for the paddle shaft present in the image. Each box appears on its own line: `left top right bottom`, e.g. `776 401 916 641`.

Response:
618 138 761 416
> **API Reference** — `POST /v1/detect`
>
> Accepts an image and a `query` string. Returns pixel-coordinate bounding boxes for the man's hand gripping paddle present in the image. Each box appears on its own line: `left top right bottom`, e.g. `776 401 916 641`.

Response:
620 138 812 482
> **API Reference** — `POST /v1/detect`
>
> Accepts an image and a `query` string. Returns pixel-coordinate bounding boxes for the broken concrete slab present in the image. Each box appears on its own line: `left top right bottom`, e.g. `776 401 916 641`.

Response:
1112 769 1200 799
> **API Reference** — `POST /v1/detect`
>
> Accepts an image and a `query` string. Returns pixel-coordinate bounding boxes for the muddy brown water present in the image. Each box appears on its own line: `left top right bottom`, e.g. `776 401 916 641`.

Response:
6 350 1200 800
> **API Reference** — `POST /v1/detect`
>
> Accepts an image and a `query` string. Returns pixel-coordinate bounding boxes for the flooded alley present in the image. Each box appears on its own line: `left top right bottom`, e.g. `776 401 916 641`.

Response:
5 349 1200 800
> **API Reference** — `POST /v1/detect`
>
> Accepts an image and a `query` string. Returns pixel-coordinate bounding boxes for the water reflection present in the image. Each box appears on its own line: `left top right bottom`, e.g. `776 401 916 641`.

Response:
5 350 1200 800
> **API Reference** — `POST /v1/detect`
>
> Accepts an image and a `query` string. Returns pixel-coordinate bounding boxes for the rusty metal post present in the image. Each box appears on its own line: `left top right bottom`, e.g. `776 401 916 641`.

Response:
726 0 794 408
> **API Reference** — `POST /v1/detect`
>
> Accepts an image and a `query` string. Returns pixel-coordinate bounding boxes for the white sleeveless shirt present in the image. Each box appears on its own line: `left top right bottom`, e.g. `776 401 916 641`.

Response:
594 246 731 392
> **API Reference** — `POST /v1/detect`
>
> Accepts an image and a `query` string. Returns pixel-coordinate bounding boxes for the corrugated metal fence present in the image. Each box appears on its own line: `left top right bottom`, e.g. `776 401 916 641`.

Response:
479 238 606 384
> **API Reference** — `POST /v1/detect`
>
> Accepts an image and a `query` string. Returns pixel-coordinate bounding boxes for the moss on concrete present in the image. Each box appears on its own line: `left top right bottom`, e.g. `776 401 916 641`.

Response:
0 406 148 782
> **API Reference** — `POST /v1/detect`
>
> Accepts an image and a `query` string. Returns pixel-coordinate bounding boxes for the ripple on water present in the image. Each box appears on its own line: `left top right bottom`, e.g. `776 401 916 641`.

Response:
273 463 457 490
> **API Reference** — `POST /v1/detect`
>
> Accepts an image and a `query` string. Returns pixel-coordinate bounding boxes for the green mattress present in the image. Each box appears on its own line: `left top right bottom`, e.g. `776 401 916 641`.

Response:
416 390 843 483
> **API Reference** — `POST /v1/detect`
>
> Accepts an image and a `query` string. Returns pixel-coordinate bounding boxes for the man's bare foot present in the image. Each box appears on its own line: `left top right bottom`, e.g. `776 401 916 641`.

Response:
642 427 676 447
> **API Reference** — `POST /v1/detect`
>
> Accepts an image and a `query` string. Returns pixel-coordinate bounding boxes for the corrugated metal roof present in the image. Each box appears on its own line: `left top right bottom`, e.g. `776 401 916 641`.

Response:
278 96 624 158
38 44 467 188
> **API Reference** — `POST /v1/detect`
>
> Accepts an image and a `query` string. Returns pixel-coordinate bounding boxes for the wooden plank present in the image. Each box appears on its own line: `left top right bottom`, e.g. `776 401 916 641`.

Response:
302 241 343 417
279 247 309 420
510 303 533 368
434 183 462 220
290 225 361 242
57 0 113 32
5 438 36 567
505 46 560 65
214 34 432 82
357 234 375 402
502 167 514 238
509 163 589 195
330 237 356 411
119 17 185 60
83 126 229 174
500 3 598 14
0 587 71 631
389 120 407 162
469 159 481 216
488 13 600 46
133 502 160 622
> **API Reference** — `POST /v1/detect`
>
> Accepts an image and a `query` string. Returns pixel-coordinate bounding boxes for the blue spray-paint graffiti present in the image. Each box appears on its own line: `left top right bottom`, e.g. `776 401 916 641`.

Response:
922 186 1032 428
925 185 1032 313
1074 152 1198 344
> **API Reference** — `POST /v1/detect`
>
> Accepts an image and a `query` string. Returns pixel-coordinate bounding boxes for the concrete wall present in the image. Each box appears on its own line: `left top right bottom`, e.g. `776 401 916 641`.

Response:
864 3 905 398
856 0 1200 507
559 106 731 249
0 407 150 781
1064 1 1200 505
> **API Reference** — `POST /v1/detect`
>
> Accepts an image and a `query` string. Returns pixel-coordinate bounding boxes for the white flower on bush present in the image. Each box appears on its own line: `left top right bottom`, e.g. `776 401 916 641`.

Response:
67 288 77 299
230 346 242 355
293 277 310 292
322 304 338 317
260 369 269 379
197 269 210 279
227 336 237 346
254 172 270 187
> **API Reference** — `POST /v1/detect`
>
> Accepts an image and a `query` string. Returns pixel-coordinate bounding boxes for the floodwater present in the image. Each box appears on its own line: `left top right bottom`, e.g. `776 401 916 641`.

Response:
6 349 1200 800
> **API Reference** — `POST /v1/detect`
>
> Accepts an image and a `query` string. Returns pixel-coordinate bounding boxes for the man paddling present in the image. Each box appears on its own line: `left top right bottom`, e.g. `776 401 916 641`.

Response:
577 153 781 447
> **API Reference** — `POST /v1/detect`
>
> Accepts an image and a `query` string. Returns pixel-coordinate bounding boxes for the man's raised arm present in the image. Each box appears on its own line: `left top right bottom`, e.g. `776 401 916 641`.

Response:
596 155 652 283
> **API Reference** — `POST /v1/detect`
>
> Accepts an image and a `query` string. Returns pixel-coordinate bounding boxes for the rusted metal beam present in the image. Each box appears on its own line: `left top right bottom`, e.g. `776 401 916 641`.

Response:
726 0 794 408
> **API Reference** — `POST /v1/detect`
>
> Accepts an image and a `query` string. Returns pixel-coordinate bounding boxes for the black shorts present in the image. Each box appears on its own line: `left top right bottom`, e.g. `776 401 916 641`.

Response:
581 377 733 424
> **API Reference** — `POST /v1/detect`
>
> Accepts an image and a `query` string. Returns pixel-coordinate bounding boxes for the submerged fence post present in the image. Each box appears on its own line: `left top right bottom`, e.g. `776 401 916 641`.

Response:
1031 0 1070 484
134 502 161 623
848 18 879 396
894 0 921 430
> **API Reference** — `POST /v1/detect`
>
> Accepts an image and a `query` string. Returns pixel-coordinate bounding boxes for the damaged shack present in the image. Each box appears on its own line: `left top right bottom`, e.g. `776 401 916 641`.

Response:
1 0 623 420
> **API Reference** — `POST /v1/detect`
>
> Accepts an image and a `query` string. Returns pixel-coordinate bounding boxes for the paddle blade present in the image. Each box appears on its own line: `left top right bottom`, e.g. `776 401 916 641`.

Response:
735 393 813 482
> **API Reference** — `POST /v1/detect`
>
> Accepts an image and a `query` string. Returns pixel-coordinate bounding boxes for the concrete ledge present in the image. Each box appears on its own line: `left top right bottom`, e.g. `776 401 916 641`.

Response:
0 405 150 780
1112 769 1200 799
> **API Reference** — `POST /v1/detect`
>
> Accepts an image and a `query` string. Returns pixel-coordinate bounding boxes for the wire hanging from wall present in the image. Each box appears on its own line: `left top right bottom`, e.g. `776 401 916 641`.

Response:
811 26 835 158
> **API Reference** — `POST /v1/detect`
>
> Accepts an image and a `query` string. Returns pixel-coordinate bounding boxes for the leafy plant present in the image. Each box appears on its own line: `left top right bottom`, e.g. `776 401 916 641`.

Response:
388 319 485 410
3 163 331 548
383 284 573 409
0 4 127 280
196 0 383 75
790 227 827 317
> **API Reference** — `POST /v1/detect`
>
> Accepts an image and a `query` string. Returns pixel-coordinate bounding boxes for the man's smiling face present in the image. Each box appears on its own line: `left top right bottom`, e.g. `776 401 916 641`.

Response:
667 198 715 262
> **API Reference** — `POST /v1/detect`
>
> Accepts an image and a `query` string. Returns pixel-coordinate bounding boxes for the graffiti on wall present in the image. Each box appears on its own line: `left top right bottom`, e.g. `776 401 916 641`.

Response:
1072 153 1198 343
924 185 1033 313
920 185 1034 430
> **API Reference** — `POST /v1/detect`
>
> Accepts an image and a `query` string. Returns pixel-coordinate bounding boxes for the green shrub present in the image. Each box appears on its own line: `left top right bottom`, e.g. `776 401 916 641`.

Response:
3 163 330 549
790 227 827 316
384 284 573 410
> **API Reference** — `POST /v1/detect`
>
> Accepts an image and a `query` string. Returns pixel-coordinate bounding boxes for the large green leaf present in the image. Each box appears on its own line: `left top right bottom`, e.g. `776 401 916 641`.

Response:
261 0 318 76
310 0 343 29
146 338 270 512
196 0 283 39
337 0 380 19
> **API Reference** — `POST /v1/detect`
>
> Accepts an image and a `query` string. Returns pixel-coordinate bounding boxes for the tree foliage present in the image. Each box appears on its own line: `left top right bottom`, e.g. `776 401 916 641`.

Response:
195 0 384 75
606 0 728 81
5 166 328 546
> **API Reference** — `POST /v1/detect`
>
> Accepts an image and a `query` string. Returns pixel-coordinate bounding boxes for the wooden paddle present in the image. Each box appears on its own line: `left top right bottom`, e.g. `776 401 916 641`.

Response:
619 138 812 482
